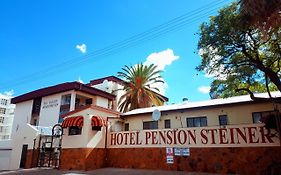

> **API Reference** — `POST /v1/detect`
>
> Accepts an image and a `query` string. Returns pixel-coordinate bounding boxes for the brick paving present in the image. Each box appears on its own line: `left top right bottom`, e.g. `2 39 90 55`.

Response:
0 168 218 175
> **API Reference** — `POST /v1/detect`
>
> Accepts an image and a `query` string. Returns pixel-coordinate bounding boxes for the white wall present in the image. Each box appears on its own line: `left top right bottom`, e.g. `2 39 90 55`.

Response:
0 94 16 140
9 124 38 170
39 94 61 127
62 108 120 149
10 100 33 139
92 81 125 111
96 96 109 109
0 139 12 170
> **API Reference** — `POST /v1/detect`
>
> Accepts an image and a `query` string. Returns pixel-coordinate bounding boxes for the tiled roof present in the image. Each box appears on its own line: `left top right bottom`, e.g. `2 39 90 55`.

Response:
11 81 115 104
122 91 281 116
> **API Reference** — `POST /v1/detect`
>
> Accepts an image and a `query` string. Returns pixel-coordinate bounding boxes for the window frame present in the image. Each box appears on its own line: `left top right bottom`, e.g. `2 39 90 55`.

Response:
164 119 171 128
92 126 102 131
68 126 82 135
252 110 276 123
0 117 4 123
0 108 6 114
219 115 228 126
143 121 158 130
124 123 129 131
186 116 207 127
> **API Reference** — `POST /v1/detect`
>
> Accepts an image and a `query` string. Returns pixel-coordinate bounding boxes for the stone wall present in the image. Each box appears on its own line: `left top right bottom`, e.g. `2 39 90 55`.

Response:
60 148 106 170
25 149 38 169
25 146 281 174
106 147 281 174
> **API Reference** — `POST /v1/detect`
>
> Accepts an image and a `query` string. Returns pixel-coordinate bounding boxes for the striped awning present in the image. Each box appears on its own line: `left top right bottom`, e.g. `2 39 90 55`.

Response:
91 116 107 127
62 116 84 128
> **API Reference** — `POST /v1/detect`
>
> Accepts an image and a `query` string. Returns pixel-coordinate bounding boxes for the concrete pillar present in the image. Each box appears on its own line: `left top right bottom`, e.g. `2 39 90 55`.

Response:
70 92 76 111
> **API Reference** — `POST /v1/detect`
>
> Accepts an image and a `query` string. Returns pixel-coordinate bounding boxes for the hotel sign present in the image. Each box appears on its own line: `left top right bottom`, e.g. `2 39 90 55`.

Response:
42 99 59 109
108 124 280 148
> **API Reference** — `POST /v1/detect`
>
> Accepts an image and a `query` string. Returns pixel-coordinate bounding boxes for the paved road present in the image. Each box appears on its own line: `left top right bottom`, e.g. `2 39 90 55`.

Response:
0 168 217 175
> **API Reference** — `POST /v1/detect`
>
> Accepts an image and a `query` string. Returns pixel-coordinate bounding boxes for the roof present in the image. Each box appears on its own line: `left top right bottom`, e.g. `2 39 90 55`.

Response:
87 75 169 102
11 82 115 104
87 76 125 86
122 91 281 116
61 105 120 118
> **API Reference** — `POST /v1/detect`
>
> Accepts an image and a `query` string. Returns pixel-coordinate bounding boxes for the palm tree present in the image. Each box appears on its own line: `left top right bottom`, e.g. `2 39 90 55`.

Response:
117 63 165 113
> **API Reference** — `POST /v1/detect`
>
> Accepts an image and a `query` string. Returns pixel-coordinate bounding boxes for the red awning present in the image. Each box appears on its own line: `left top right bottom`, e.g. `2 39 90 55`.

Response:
62 116 84 128
91 116 107 127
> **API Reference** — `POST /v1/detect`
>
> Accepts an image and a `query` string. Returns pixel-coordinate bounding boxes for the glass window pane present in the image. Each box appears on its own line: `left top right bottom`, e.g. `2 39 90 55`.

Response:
187 118 193 127
201 117 207 126
194 118 201 127
252 113 262 123
125 123 129 131
219 115 228 125
164 120 171 128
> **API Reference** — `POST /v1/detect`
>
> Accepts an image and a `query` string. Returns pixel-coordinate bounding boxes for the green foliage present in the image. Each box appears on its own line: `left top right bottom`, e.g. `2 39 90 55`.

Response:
117 63 165 112
197 2 281 98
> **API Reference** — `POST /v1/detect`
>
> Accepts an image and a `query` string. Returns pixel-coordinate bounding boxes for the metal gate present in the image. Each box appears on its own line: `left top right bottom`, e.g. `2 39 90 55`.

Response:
35 124 63 168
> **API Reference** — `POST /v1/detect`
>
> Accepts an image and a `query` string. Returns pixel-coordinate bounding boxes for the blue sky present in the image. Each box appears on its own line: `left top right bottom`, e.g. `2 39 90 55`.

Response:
0 0 232 104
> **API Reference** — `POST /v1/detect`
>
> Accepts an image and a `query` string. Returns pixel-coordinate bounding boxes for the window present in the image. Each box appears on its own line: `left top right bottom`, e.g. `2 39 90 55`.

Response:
2 135 9 139
164 119 171 128
92 126 102 131
0 126 3 132
61 94 71 105
68 126 82 135
0 108 6 114
186 117 207 127
219 115 228 125
4 126 9 133
85 98 92 105
0 99 7 105
32 98 42 114
252 111 276 123
124 123 129 131
143 121 158 130
33 119 38 126
0 117 4 123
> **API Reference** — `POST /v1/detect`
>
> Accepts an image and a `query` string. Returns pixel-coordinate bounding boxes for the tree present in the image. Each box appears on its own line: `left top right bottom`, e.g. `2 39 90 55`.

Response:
239 0 281 31
117 63 165 112
197 2 281 99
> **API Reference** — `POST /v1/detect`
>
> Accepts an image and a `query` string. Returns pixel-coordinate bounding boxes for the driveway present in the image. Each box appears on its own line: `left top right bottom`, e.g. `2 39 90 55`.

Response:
0 168 217 175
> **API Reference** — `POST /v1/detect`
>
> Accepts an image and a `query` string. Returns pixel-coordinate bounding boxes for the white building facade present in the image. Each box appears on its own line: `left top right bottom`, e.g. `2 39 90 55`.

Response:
0 93 15 140
6 81 116 170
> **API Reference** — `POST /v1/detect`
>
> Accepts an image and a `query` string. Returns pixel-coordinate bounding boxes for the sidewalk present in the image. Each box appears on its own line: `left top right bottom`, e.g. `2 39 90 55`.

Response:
0 167 218 175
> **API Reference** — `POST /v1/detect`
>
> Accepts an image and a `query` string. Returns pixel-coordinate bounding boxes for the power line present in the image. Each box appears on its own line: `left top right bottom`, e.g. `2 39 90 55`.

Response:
1 0 230 90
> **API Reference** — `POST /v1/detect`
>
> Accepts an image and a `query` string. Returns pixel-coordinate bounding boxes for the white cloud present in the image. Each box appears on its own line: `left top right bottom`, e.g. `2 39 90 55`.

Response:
76 44 87 53
198 86 211 94
144 49 179 95
0 90 14 97
144 48 179 70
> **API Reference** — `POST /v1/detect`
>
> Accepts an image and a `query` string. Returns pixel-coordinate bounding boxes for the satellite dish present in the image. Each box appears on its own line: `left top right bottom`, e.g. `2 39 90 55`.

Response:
152 109 161 121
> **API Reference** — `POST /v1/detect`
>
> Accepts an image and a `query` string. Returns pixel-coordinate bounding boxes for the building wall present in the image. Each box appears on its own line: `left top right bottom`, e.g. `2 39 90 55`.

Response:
62 108 119 149
0 94 15 140
123 102 279 131
106 147 281 174
60 148 106 170
9 124 38 170
0 139 12 170
39 93 62 127
96 96 109 109
27 144 281 173
92 81 124 111
11 100 33 139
